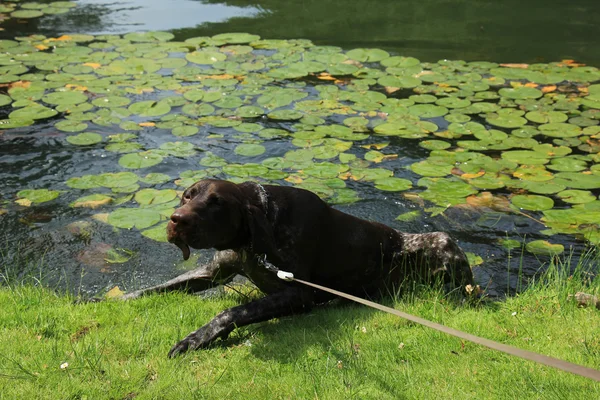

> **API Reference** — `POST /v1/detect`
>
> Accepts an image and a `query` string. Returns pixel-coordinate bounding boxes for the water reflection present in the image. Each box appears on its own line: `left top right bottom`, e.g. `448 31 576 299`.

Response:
71 0 260 34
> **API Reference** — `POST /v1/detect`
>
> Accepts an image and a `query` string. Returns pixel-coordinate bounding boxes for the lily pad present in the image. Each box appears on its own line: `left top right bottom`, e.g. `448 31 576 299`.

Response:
119 151 164 169
186 50 227 65
234 144 266 157
525 240 564 256
212 32 260 44
134 189 178 206
17 189 60 204
511 194 554 211
71 194 113 209
556 190 596 204
373 177 412 191
346 48 389 62
107 208 162 230
141 222 169 242
66 132 102 146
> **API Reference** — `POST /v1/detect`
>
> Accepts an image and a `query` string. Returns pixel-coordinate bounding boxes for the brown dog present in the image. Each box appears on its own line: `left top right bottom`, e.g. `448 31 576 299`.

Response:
123 179 474 357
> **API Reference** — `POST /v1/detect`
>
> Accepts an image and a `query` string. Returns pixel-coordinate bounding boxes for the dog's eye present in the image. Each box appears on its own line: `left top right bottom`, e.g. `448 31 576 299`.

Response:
206 194 222 205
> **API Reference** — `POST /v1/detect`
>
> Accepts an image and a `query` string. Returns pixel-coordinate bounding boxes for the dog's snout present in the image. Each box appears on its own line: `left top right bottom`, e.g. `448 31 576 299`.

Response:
170 210 192 225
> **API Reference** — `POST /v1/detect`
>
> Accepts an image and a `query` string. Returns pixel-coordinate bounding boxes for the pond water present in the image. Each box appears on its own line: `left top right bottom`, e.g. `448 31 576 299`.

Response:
1 1 599 298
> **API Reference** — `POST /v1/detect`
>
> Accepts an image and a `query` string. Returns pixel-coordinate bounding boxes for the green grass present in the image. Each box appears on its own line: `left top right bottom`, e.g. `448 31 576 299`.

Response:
0 257 599 399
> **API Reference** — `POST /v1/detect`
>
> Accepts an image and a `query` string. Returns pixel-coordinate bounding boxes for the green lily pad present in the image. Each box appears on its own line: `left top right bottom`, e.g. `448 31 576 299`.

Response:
11 10 44 18
553 172 600 189
172 126 199 137
234 144 266 157
395 210 421 222
499 87 543 99
134 189 178 206
499 239 522 250
141 222 169 242
346 48 389 62
66 132 102 146
139 173 171 185
92 96 131 108
373 177 412 191
55 120 88 132
107 208 161 230
538 123 581 138
557 190 596 204
186 50 227 65
485 113 527 128
17 189 60 204
212 32 260 44
159 141 196 157
411 160 453 177
94 172 139 188
128 100 171 117
525 111 568 124
42 91 88 105
419 140 451 150
511 194 554 211
546 157 587 172
408 104 448 118
501 150 548 165
9 104 58 120
525 240 564 256
268 110 304 120
119 151 164 169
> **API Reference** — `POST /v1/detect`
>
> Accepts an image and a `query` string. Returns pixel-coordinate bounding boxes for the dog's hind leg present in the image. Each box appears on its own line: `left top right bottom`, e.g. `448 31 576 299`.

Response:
120 250 242 300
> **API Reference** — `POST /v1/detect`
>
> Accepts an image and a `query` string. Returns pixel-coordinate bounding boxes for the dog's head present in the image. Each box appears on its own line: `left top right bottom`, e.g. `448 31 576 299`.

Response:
167 179 276 260
167 179 248 260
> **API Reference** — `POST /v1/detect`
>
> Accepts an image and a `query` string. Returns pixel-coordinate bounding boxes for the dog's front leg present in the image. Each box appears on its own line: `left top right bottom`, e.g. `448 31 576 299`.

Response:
120 250 241 300
168 286 313 357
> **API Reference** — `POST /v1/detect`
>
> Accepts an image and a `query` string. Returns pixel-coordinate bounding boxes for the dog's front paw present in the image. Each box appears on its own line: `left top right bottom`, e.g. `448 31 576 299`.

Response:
168 338 194 358
168 326 214 357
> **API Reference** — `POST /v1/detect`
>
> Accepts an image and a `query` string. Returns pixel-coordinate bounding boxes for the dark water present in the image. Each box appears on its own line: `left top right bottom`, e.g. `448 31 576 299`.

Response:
3 0 600 65
1 0 599 298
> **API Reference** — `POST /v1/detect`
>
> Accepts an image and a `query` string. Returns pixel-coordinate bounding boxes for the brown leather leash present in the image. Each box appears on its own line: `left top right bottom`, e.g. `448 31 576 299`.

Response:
274 270 600 382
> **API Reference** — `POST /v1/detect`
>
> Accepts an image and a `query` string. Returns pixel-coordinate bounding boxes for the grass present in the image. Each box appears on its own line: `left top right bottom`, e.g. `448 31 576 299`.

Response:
0 254 599 399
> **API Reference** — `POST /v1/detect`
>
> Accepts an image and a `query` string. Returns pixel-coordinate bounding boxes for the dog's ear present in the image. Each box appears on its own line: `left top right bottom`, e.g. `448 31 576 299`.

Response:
245 204 281 260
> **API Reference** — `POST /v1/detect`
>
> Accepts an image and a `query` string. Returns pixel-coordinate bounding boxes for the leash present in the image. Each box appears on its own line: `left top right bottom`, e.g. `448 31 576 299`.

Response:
273 269 600 382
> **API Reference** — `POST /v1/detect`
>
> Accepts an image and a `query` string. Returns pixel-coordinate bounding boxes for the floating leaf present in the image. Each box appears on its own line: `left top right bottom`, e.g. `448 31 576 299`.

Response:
212 32 260 44
374 177 412 191
511 194 554 211
395 210 421 222
525 240 564 256
234 144 266 157
17 189 60 204
107 208 161 229
66 132 102 146
139 173 171 185
141 222 169 242
119 152 163 169
186 50 227 65
557 189 596 204
346 48 390 62
128 100 171 117
71 194 113 209
134 189 177 206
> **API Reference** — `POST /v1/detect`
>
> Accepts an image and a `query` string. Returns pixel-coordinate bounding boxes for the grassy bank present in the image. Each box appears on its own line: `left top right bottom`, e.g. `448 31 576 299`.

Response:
1 262 599 399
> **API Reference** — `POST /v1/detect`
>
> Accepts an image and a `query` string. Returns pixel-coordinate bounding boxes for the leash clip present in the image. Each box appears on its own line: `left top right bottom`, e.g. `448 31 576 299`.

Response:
277 270 294 281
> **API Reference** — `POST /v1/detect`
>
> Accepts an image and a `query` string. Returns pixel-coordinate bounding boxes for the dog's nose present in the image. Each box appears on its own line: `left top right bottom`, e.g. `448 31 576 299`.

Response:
170 210 192 225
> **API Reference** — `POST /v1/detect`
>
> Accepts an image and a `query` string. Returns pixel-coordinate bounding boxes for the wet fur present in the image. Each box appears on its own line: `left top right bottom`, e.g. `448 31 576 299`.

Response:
122 179 474 357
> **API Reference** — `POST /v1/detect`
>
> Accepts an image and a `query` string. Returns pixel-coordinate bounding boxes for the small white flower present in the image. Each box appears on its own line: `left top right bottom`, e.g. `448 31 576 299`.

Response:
60 362 69 370
511 311 517 316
